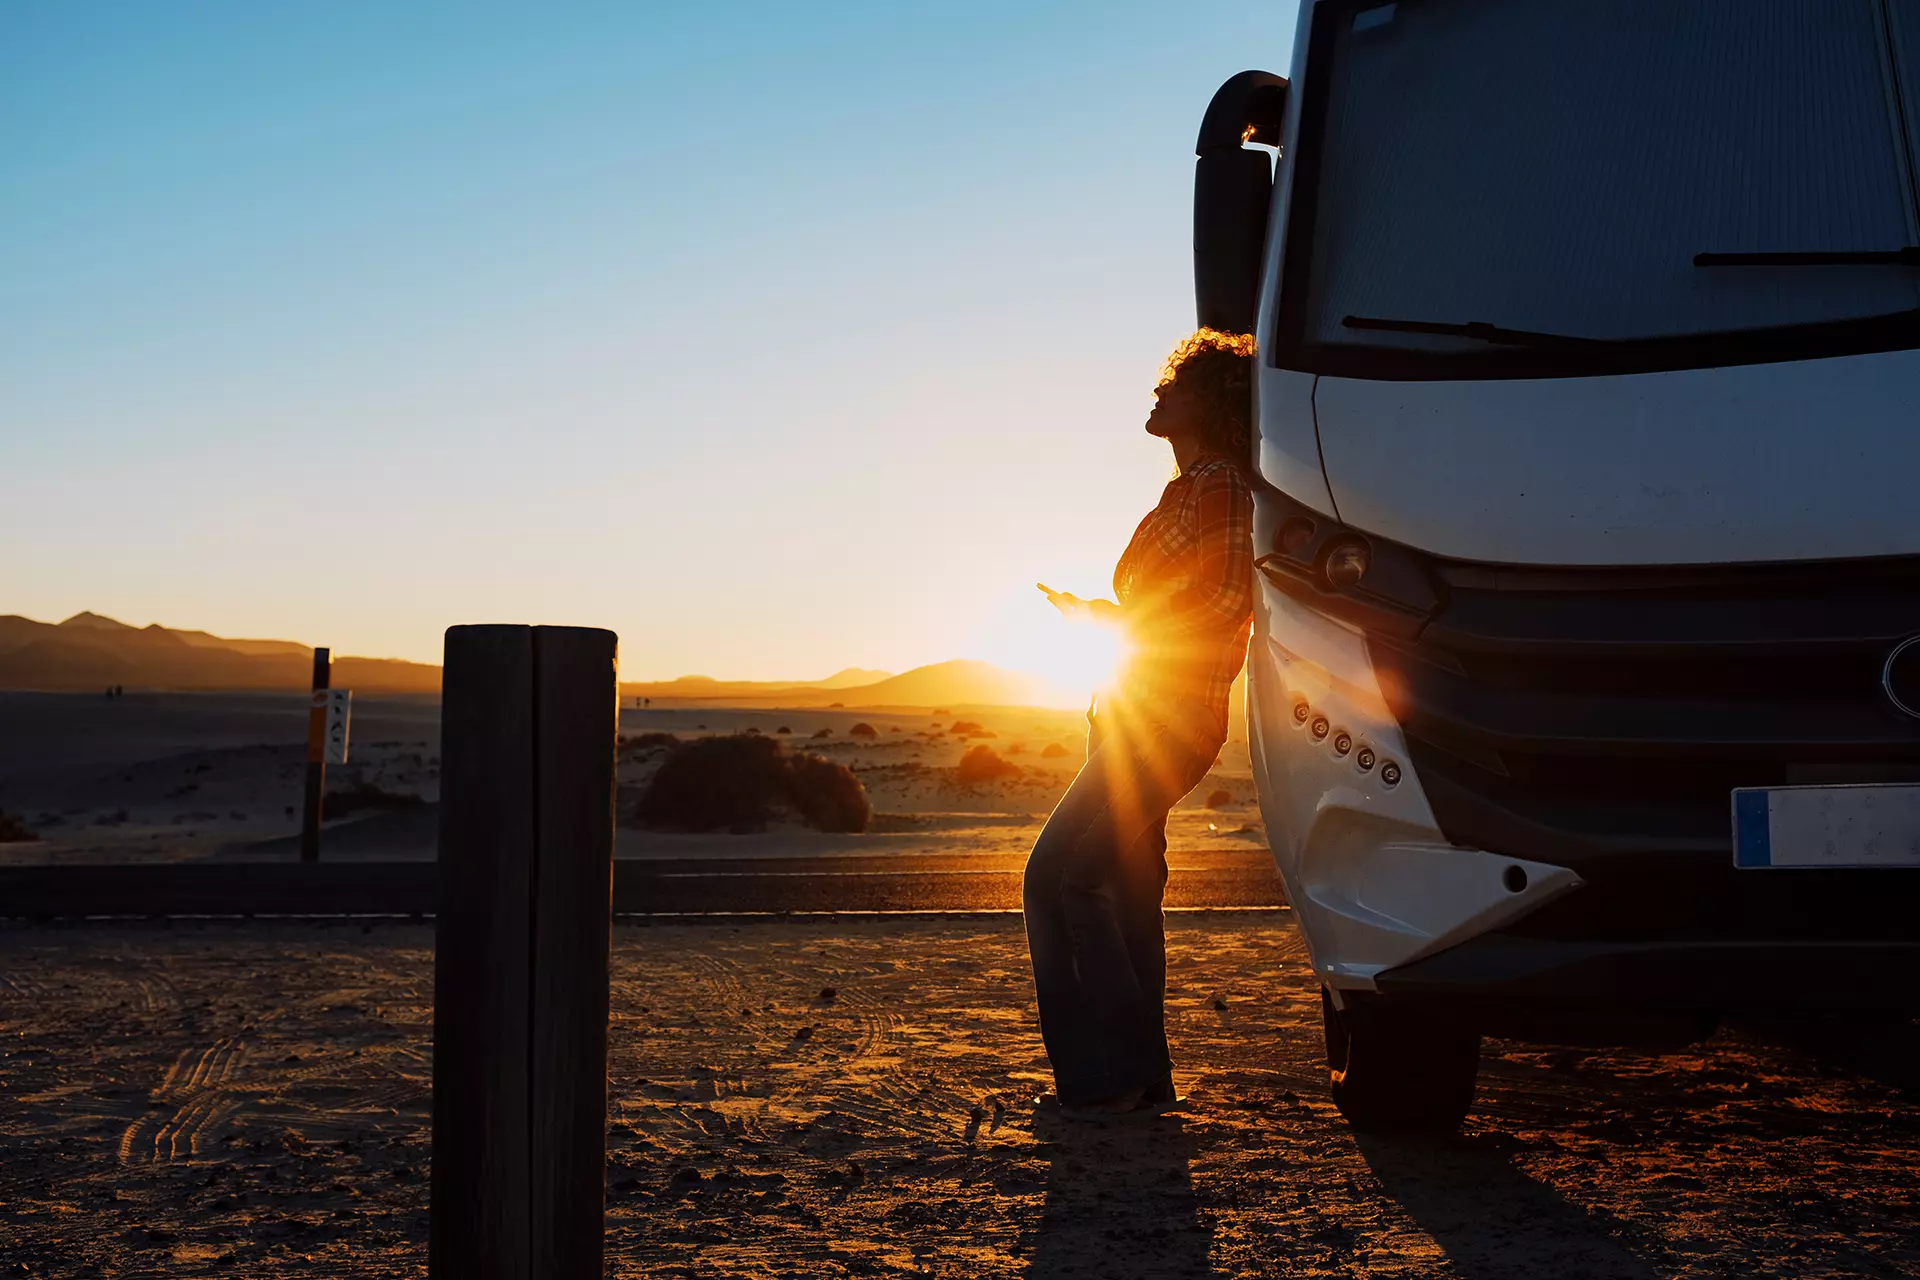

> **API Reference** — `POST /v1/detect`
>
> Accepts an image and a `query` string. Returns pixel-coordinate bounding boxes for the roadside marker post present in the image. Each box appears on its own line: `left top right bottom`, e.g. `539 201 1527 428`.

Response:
431 625 618 1280
299 647 331 863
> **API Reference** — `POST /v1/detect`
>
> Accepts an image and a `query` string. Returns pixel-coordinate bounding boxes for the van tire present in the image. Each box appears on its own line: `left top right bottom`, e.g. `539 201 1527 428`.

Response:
1322 985 1479 1133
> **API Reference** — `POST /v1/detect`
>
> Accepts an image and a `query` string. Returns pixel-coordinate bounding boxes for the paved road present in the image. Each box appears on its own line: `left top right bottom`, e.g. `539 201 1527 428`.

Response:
634 849 1283 913
0 849 1285 917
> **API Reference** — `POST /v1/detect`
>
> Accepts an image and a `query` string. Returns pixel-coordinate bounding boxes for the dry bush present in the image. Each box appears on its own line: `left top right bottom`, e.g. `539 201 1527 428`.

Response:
848 723 879 739
775 726 792 734
1205 788 1233 808
0 810 37 843
948 720 985 736
955 745 1021 784
619 731 680 760
635 734 870 834
1040 742 1071 758
635 734 789 832
810 728 833 740
1007 743 1025 755
325 781 425 821
786 754 871 833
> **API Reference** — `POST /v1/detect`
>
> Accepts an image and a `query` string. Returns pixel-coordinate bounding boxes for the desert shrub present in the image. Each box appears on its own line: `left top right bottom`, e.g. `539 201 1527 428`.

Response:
636 734 789 831
0 810 37 843
636 734 871 834
776 726 792 734
810 728 833 740
955 745 1021 784
325 781 425 821
786 754 871 833
848 723 878 739
1007 743 1025 755
1040 742 1071 758
1205 788 1233 809
948 720 985 737
619 731 680 760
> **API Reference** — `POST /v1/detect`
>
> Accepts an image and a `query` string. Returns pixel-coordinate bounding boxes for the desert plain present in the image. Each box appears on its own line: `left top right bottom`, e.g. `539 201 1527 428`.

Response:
0 691 1264 868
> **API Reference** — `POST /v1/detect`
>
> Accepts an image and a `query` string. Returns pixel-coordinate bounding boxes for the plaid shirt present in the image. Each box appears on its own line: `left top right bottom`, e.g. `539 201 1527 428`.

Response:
1109 453 1254 743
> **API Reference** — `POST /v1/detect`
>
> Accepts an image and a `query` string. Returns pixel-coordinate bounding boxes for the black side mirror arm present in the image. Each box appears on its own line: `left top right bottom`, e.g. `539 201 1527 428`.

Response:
1193 70 1289 335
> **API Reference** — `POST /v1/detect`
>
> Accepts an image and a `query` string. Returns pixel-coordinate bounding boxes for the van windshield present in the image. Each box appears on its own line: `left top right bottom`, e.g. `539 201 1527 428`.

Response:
1281 0 1920 378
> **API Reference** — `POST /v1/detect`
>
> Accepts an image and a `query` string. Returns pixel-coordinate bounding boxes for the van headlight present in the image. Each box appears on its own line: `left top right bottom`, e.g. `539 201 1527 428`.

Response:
1321 538 1372 591
1253 487 1443 635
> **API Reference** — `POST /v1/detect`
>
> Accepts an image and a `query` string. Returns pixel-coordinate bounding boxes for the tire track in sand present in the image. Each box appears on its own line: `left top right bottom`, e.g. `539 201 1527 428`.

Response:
118 1033 249 1164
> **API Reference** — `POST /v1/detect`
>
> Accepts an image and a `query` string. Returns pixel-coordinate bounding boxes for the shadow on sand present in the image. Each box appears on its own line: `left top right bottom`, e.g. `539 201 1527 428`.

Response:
1356 1131 1658 1280
1022 1115 1213 1279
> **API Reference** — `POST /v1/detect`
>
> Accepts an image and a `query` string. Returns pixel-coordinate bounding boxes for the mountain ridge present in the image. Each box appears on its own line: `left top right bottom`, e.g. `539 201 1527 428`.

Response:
0 613 438 694
0 613 1060 707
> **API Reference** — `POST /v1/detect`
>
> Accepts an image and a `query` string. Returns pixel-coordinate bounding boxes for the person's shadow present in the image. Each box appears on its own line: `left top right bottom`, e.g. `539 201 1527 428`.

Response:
1356 1132 1659 1280
1021 1115 1214 1279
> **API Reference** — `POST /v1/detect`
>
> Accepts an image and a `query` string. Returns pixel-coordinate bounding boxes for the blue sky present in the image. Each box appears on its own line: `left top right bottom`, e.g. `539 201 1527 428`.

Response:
1 1 1297 683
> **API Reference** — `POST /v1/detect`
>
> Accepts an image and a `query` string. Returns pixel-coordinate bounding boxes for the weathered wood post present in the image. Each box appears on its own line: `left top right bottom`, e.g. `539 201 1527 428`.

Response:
431 625 617 1279
299 647 330 862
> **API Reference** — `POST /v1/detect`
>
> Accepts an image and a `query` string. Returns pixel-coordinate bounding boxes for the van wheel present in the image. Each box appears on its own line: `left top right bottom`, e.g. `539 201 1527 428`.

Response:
1322 985 1479 1133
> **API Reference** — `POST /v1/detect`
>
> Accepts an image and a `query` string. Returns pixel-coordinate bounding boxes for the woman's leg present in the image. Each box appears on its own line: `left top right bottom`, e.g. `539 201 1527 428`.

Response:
1023 743 1134 1103
1023 731 1205 1104
1113 814 1172 1082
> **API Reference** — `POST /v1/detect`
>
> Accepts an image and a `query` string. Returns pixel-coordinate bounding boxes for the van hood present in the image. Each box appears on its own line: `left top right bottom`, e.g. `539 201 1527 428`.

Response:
1307 349 1920 567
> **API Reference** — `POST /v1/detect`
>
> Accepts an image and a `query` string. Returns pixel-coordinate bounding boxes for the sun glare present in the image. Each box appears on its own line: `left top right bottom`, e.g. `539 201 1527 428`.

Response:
1004 612 1131 709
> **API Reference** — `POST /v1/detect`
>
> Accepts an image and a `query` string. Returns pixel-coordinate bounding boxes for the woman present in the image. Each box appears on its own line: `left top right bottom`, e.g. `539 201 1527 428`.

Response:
1025 328 1257 1117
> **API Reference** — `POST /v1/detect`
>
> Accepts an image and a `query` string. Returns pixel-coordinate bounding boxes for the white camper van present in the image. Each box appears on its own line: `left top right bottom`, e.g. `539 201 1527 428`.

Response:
1198 0 1920 1131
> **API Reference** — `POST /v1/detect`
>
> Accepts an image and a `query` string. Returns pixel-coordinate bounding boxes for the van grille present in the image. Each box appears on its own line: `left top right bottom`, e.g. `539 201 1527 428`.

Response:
1369 556 1920 865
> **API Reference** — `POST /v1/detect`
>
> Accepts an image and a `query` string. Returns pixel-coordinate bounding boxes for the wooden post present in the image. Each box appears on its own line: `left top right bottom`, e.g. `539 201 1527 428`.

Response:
300 647 330 863
431 625 617 1280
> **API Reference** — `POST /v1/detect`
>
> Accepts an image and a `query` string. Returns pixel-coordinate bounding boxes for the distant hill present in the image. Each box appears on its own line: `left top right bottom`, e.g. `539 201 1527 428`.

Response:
622 658 1061 710
815 667 895 689
624 667 897 701
0 613 439 694
839 660 1057 709
0 612 1077 709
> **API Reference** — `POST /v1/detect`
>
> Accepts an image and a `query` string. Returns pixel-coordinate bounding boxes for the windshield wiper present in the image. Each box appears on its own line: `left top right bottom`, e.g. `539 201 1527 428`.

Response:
1342 314 1604 348
1696 247 1920 267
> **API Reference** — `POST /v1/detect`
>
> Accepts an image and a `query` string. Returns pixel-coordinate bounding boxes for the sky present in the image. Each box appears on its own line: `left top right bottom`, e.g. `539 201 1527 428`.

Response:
1 1 1298 687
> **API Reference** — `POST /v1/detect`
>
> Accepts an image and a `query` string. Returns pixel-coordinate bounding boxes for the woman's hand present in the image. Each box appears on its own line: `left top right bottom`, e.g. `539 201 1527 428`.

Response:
1038 583 1122 623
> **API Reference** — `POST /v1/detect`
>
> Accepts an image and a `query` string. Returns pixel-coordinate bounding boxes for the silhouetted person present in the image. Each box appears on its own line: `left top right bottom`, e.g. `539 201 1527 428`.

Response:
1026 330 1256 1117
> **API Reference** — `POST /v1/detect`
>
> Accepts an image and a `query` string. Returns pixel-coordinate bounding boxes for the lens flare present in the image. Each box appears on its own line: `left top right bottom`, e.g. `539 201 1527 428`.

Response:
1018 617 1129 708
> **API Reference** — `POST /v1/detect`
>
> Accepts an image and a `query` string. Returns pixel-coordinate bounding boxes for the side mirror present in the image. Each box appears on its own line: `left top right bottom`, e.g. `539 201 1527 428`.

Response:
1194 70 1288 335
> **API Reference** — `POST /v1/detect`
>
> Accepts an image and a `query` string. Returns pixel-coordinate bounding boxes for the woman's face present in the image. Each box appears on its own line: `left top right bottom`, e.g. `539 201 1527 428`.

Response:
1144 380 1202 442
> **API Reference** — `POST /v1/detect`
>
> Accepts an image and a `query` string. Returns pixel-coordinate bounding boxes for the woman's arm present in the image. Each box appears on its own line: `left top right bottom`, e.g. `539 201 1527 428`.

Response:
1132 466 1254 636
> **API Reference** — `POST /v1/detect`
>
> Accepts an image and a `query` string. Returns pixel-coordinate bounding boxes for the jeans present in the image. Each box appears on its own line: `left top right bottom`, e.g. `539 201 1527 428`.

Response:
1022 711 1216 1104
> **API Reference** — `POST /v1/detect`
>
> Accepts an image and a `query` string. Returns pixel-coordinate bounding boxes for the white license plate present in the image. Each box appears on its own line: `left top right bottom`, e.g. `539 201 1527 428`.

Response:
1733 784 1920 868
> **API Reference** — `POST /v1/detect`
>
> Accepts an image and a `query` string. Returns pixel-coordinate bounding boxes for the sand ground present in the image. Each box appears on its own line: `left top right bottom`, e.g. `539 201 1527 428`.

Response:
3 915 1917 1278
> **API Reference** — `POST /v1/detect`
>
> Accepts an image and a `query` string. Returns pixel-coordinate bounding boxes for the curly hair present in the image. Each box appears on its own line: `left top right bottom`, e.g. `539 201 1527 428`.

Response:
1156 328 1256 468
